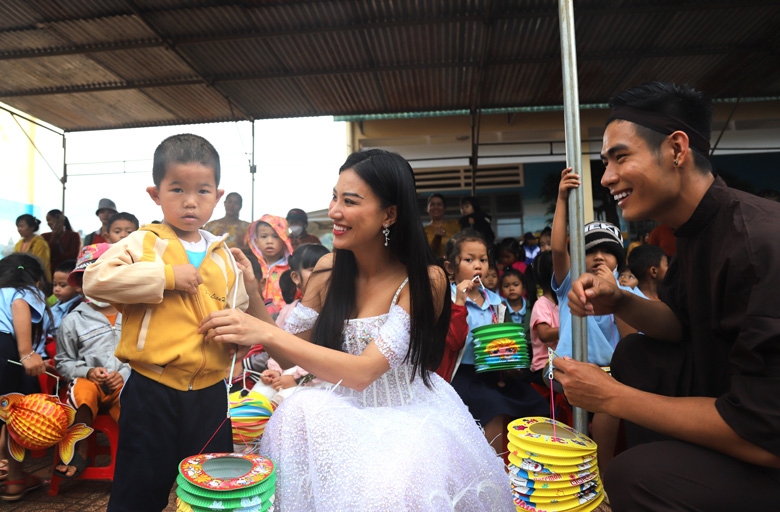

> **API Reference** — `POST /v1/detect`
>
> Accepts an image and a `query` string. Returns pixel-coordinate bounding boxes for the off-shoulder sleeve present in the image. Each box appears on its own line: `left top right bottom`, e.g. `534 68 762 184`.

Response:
283 303 319 334
373 305 412 369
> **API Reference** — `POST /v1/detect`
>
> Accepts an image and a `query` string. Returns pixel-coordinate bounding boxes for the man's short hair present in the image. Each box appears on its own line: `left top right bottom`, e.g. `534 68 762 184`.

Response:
152 134 221 186
225 192 243 207
608 82 714 173
628 244 667 281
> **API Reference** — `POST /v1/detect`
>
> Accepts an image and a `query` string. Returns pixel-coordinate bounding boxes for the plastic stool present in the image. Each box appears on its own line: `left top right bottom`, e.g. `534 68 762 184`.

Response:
48 414 119 495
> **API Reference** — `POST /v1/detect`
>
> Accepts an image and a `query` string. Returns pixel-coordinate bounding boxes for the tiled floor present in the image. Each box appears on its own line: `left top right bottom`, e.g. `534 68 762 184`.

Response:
2 445 177 512
5 446 612 512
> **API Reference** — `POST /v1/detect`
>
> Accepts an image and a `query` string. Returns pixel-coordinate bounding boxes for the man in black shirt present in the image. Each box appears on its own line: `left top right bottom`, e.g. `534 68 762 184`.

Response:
553 82 780 510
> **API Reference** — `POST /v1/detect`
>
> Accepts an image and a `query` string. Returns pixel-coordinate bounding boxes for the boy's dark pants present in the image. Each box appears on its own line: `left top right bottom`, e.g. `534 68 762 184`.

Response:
107 370 233 512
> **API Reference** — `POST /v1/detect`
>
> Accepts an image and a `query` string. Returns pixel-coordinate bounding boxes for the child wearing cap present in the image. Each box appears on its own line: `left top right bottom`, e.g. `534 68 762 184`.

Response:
551 168 636 367
53 243 129 479
82 134 268 511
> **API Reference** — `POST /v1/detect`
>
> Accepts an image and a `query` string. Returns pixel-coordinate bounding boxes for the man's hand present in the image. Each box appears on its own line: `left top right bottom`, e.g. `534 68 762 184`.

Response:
568 271 625 317
552 356 623 413
172 264 203 294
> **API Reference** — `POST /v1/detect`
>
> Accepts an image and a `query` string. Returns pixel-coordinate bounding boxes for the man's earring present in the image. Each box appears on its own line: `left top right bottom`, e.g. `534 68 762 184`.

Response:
383 224 390 247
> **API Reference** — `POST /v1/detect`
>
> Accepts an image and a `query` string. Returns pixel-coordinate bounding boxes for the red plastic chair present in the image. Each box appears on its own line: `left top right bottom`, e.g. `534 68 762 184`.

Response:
48 414 119 495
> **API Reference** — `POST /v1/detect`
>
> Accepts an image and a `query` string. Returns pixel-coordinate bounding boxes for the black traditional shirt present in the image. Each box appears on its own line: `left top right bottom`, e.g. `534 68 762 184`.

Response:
661 176 780 456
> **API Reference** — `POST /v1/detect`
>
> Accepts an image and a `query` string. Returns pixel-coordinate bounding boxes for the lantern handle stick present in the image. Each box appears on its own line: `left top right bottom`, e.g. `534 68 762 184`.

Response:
6 359 61 396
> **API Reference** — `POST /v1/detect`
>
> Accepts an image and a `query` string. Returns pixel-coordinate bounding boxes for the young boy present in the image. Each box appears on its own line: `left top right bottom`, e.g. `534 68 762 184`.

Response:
53 244 128 478
46 259 82 358
83 134 267 511
627 244 668 301
551 168 634 367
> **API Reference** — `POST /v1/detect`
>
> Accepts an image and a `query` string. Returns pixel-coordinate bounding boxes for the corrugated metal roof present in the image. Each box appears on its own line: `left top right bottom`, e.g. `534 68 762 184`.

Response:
0 0 778 131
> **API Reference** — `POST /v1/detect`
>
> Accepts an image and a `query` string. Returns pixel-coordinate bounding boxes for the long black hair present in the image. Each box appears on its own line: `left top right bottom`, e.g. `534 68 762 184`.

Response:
46 209 73 232
312 149 449 387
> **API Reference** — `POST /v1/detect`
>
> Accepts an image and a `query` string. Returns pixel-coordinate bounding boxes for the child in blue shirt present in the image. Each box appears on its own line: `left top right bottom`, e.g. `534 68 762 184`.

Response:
552 168 635 367
500 268 527 325
445 229 547 453
45 259 82 359
0 253 50 501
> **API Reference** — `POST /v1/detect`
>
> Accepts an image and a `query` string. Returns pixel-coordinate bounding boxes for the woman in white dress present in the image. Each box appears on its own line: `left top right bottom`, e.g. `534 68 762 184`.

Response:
201 149 514 511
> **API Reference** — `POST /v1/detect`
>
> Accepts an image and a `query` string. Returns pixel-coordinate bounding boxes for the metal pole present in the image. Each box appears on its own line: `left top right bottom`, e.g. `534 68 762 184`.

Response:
250 120 256 221
61 133 67 212
558 0 589 434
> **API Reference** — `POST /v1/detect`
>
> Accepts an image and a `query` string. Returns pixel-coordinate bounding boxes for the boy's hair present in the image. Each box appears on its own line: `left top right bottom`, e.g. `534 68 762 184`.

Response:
608 82 714 173
152 134 221 187
255 220 273 235
444 228 487 277
523 232 537 242
108 211 140 230
500 267 526 290
539 226 552 239
533 250 555 294
55 259 77 275
289 243 330 274
486 261 499 275
497 237 521 259
628 244 667 282
459 195 481 212
279 269 297 304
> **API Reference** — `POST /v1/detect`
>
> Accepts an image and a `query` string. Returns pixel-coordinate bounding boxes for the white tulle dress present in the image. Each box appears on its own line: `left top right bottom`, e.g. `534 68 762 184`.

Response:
259 280 514 511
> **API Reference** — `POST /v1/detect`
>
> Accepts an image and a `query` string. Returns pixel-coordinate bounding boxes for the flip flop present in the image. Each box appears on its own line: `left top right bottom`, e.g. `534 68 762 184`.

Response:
0 473 43 502
53 452 89 479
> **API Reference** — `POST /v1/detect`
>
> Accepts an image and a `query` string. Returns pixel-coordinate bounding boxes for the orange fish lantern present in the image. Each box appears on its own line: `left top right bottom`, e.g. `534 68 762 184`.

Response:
0 393 93 464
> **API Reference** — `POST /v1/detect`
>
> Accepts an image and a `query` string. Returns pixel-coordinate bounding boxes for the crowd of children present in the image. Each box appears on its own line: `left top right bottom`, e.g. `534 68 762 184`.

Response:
2 130 668 508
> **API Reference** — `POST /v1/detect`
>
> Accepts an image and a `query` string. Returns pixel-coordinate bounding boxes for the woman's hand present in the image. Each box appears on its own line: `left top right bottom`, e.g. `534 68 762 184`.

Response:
200 309 270 347
230 248 259 295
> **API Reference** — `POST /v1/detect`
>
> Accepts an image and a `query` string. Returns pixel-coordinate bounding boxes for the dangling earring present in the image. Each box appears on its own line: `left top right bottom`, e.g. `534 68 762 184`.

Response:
383 224 390 247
